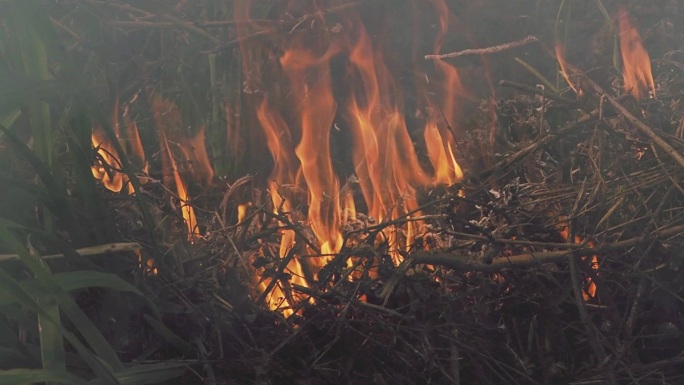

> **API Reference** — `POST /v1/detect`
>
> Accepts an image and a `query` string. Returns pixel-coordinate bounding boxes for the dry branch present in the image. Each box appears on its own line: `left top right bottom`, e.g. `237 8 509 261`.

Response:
425 35 538 60
412 224 684 271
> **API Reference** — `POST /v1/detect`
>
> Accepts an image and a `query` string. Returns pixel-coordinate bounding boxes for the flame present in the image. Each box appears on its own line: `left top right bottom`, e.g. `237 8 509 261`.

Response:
91 126 125 193
235 1 465 310
282 36 343 261
559 220 598 301
423 0 464 186
150 95 209 242
424 122 463 186
237 202 251 224
162 134 200 242
179 125 214 187
555 42 581 96
136 250 157 276
92 99 150 194
618 6 655 100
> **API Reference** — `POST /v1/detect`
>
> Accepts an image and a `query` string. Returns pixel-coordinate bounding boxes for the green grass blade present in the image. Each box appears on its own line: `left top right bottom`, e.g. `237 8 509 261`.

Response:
6 1 54 169
0 368 90 385
0 265 120 385
1 271 161 319
0 230 124 372
0 125 80 239
113 363 187 385
37 288 67 381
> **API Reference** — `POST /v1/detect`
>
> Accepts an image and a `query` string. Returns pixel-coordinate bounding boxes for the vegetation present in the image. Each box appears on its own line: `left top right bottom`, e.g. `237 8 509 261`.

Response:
1 1 683 384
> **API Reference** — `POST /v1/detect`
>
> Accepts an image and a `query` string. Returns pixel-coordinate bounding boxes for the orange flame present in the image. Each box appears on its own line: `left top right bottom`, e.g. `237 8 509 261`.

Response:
235 1 466 310
179 125 214 187
282 36 343 260
92 99 150 194
91 126 125 193
559 220 598 300
555 42 581 96
618 6 655 100
162 134 200 242
151 96 203 242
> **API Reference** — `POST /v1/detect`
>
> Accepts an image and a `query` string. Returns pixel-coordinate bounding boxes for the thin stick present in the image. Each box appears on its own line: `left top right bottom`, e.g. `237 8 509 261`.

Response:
425 35 538 60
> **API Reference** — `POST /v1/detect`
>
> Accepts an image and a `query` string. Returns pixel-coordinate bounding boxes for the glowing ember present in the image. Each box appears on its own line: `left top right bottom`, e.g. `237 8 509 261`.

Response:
618 5 655 100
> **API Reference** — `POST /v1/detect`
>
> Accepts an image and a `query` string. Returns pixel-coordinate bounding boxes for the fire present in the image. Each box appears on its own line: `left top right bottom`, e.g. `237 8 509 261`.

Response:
91 97 149 195
91 126 125 193
282 36 343 260
618 5 655 100
163 135 200 242
233 0 465 313
179 125 214 187
151 96 203 242
559 220 598 300
555 43 581 96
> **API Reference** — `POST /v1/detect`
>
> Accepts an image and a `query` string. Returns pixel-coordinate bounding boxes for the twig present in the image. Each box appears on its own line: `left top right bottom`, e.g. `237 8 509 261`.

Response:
425 35 538 60
499 80 579 106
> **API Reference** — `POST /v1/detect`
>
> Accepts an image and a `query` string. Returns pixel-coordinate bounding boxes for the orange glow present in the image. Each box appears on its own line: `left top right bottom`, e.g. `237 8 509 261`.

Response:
92 99 151 194
618 5 655 100
235 1 466 311
163 134 200 242
555 42 581 96
237 202 251 224
282 36 343 262
424 122 463 186
179 125 214 187
136 250 157 276
423 0 465 186
559 221 598 300
91 126 125 193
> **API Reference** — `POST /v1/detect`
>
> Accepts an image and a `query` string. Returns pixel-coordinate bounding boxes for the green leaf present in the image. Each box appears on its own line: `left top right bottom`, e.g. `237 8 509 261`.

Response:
0 368 91 385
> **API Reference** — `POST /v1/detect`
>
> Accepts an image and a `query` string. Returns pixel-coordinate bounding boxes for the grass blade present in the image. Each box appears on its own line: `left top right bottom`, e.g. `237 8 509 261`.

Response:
0 230 124 373
0 264 120 385
113 362 188 385
0 368 90 385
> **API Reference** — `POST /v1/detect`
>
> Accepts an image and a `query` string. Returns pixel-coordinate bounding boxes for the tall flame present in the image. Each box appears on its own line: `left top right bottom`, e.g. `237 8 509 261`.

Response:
151 96 203 242
282 37 343 260
618 6 655 100
235 0 466 310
